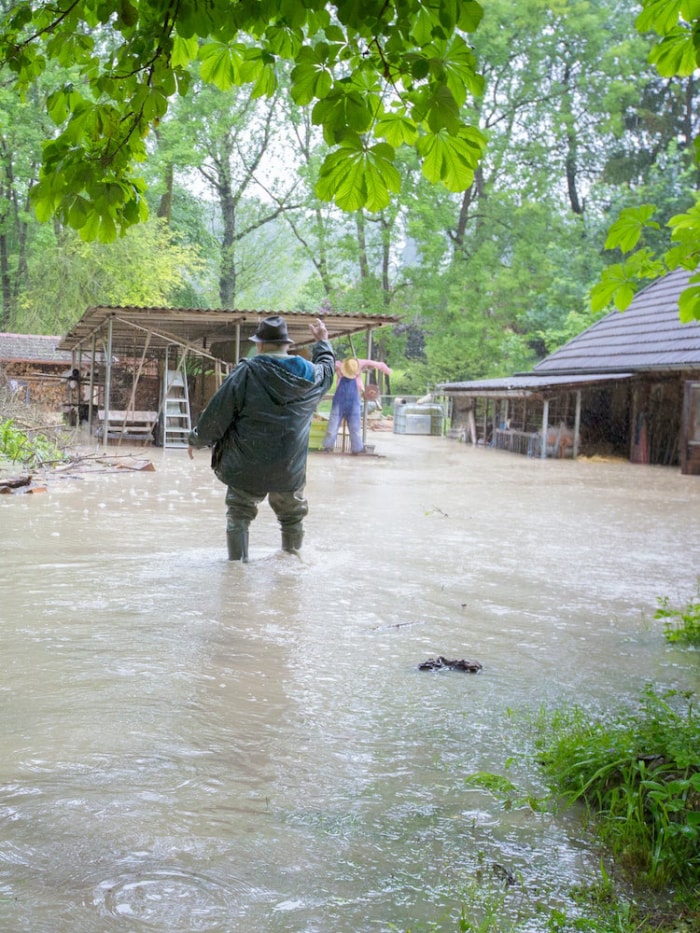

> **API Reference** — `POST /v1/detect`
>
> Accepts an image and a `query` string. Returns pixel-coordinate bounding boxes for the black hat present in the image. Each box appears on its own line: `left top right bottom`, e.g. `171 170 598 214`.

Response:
249 315 293 344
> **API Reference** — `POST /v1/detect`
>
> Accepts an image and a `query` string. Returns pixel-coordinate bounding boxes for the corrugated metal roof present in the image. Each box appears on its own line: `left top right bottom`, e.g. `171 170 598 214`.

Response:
436 372 634 396
534 267 700 374
57 306 400 356
0 333 71 364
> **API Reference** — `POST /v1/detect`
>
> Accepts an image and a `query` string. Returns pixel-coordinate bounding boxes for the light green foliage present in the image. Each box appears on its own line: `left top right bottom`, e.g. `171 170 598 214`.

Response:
0 0 486 237
14 218 207 334
536 687 700 889
655 589 700 646
593 0 700 319
0 419 66 468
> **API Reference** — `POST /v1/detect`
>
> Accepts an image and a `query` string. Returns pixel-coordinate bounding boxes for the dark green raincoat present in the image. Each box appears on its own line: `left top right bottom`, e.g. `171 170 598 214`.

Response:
189 341 335 496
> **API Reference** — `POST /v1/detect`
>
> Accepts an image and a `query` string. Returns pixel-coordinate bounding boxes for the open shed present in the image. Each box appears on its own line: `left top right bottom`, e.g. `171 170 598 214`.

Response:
437 268 700 473
57 305 399 446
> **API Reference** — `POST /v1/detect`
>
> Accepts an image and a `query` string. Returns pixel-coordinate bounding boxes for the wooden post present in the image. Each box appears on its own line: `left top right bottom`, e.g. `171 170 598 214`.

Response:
573 390 581 459
541 399 549 459
88 334 96 435
362 326 373 446
468 405 477 445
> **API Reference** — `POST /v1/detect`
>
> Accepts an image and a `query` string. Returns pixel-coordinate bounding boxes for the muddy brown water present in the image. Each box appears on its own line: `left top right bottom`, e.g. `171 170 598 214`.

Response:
1 433 699 932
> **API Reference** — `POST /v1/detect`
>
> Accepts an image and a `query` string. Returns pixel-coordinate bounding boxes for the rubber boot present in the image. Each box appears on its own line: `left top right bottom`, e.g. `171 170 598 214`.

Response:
226 520 249 562
281 525 304 554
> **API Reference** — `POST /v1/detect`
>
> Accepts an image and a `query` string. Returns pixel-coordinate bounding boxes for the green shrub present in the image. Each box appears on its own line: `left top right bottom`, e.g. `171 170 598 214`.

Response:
655 590 700 647
535 688 700 889
0 418 66 469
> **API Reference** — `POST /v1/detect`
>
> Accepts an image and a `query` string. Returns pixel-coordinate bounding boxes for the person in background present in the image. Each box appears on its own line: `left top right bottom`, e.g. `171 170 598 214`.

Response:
322 357 392 454
188 315 335 561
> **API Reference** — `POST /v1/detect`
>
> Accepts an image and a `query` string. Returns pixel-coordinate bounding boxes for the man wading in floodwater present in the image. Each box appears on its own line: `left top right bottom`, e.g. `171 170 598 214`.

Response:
188 316 335 561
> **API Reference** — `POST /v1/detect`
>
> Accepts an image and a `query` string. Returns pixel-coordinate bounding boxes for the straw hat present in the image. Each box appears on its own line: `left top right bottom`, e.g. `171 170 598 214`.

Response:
249 315 293 344
340 357 361 379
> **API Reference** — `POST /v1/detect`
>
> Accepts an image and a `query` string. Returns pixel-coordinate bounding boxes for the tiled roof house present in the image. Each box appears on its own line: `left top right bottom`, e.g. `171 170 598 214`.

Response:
0 333 70 365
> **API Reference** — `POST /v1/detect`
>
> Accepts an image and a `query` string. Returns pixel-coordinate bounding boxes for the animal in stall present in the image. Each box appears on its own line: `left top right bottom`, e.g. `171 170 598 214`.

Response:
545 422 578 458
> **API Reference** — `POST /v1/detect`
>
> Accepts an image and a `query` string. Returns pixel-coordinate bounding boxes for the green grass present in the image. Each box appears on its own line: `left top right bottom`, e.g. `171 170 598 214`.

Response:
535 687 700 891
655 590 700 647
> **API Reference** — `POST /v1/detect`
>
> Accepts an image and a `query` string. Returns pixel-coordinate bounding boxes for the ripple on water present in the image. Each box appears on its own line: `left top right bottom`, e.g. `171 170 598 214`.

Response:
94 867 266 930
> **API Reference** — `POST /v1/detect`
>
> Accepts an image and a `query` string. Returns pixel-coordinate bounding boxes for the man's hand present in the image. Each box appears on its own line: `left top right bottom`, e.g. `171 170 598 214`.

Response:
309 318 328 342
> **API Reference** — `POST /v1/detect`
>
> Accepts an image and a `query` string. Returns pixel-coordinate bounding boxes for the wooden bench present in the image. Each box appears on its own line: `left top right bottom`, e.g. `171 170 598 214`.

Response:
96 410 158 443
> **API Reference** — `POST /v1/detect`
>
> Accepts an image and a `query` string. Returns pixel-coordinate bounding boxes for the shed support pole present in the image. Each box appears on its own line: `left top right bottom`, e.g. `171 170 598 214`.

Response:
102 316 114 449
235 325 241 367
468 404 477 445
362 326 373 445
88 335 96 436
573 390 581 460
541 399 549 459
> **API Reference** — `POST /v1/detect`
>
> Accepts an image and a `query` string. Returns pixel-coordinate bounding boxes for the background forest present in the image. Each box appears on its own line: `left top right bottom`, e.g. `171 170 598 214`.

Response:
1 0 697 395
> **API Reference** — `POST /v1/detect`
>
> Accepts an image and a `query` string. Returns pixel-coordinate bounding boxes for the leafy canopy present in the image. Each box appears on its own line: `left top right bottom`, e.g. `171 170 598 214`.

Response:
591 0 700 320
0 0 485 241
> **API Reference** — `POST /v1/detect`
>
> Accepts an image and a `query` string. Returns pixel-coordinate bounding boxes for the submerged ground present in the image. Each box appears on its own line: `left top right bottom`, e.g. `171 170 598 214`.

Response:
1 432 698 931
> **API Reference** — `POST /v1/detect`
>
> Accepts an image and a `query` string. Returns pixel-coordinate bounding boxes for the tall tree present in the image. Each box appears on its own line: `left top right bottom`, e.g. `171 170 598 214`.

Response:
0 77 54 329
277 103 352 300
158 81 303 306
377 0 670 387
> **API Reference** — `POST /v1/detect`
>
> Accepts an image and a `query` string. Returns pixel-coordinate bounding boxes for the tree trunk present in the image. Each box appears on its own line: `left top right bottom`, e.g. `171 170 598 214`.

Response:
218 175 237 307
157 162 174 222
0 230 11 330
356 212 369 281
562 63 583 215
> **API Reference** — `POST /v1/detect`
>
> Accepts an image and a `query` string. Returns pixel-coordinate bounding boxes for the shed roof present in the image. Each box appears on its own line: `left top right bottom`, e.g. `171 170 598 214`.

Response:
534 267 700 375
57 306 400 359
436 372 634 397
1 333 72 365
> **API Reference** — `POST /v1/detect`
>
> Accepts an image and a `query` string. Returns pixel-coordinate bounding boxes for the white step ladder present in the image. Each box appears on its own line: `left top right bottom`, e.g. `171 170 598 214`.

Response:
162 351 192 448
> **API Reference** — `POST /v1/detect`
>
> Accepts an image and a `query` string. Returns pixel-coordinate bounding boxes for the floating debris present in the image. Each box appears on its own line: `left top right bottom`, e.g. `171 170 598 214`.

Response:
418 656 482 673
492 862 517 886
0 475 32 491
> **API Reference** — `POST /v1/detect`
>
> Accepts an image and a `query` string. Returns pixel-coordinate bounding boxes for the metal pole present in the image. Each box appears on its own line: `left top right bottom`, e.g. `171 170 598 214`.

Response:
87 335 96 436
573 390 581 460
362 326 373 445
541 399 549 459
102 316 113 449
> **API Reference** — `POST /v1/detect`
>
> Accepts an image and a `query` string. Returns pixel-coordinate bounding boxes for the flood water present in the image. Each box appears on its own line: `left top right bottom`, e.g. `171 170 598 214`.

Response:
1 432 699 932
